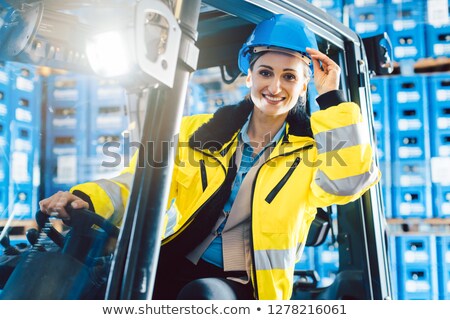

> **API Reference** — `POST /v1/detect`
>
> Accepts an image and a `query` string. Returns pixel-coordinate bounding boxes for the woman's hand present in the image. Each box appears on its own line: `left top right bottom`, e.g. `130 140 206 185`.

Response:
306 47 341 95
39 191 89 219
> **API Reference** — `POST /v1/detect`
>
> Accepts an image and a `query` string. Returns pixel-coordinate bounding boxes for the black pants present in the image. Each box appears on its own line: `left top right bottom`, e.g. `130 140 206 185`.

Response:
152 255 254 300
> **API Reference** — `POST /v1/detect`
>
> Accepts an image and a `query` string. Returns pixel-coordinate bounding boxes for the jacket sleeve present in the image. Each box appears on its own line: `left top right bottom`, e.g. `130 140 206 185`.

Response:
307 91 381 208
69 152 138 226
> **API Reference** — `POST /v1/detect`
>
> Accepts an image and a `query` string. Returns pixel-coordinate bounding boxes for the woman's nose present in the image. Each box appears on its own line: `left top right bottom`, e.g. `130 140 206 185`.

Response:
268 77 282 94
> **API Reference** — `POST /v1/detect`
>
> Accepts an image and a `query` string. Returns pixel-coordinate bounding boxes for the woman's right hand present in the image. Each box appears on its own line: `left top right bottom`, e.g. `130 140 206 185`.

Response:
39 191 89 219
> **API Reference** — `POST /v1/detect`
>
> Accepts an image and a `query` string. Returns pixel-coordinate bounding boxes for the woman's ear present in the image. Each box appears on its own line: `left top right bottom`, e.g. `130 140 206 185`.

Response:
246 70 252 88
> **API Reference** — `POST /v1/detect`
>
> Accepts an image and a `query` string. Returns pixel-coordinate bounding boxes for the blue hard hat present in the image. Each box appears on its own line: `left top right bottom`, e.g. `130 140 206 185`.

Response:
238 14 318 75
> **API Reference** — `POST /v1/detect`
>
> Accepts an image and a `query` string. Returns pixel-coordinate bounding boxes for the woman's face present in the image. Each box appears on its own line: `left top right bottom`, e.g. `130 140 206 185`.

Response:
247 52 308 118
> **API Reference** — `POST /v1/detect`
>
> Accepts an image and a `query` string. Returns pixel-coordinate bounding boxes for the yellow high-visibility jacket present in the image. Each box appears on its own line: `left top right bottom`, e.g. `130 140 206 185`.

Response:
71 96 380 300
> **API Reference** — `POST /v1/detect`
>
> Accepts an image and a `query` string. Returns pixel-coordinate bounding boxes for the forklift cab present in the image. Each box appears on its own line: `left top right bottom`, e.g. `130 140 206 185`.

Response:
0 0 392 300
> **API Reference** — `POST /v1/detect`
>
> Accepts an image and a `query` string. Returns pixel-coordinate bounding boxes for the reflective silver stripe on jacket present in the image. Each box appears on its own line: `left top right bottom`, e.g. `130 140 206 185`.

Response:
164 200 178 238
94 179 125 225
254 248 295 270
315 161 379 196
110 172 134 190
315 123 369 154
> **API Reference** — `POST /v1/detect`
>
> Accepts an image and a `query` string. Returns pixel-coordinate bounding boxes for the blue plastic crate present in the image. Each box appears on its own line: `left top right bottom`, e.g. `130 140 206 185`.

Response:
374 129 390 162
396 236 437 267
391 129 430 160
397 265 439 300
0 187 8 219
86 131 125 181
44 131 88 198
392 186 432 218
430 129 450 157
379 161 393 218
345 0 384 6
432 185 450 218
437 268 450 300
9 186 34 220
8 62 41 125
392 159 431 187
0 118 9 187
370 77 389 133
428 74 450 132
387 26 426 61
0 63 10 122
437 237 450 268
437 236 450 299
349 5 386 37
47 74 90 103
386 2 426 32
88 77 127 132
426 24 450 58
390 76 428 131
9 124 34 185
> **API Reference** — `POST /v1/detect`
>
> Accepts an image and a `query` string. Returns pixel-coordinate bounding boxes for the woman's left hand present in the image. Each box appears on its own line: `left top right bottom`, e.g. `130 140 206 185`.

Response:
306 47 341 95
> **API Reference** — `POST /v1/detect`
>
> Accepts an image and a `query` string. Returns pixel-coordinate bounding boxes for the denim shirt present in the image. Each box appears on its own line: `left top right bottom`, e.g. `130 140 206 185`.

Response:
201 113 287 267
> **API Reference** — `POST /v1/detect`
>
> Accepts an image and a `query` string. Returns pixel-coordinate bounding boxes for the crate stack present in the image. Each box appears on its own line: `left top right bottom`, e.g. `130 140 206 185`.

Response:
428 74 450 218
390 75 432 219
0 62 10 219
395 236 439 299
370 77 392 217
44 74 90 197
386 1 427 64
86 78 128 181
7 62 41 220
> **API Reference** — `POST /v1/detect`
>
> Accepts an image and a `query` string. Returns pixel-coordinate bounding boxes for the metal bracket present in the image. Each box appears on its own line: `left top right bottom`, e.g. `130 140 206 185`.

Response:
135 0 182 88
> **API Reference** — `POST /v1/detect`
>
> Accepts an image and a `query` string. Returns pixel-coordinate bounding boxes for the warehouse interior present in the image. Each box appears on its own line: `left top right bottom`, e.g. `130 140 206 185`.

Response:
0 0 449 300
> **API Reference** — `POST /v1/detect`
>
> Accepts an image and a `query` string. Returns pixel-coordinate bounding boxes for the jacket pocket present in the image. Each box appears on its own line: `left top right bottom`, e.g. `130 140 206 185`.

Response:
265 157 301 204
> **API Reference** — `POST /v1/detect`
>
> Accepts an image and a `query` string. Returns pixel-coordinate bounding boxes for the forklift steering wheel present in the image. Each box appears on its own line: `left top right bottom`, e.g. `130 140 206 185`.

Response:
35 208 119 261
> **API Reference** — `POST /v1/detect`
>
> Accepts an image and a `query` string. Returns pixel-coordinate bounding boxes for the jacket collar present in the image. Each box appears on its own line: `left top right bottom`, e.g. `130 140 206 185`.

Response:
188 98 313 153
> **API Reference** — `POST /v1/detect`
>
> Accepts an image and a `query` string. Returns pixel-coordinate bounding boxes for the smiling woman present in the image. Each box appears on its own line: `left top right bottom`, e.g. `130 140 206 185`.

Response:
39 13 380 300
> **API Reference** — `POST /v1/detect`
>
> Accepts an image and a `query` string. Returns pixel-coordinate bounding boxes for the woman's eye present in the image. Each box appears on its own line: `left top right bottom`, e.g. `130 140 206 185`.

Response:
259 70 272 77
284 74 296 81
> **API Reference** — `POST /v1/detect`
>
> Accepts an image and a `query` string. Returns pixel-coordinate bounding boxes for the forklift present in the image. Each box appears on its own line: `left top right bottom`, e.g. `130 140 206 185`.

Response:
0 0 393 299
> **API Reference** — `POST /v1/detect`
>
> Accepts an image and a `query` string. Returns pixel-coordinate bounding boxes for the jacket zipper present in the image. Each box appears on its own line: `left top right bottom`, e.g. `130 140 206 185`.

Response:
265 157 301 204
161 147 230 246
249 143 313 299
199 159 208 191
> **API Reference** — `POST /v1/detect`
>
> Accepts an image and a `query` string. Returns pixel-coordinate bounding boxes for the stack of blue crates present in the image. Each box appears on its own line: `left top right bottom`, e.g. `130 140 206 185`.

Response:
386 1 426 62
370 77 392 218
428 74 450 218
348 1 386 38
7 62 41 220
0 62 10 219
436 236 450 299
390 75 432 219
45 74 89 197
395 236 439 299
87 77 127 180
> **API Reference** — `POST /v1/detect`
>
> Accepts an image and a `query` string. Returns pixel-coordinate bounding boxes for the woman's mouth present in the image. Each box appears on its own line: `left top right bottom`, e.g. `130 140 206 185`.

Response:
263 94 285 104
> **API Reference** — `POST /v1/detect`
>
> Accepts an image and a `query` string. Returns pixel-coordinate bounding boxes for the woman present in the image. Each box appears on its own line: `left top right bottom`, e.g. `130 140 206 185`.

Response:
39 15 380 300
